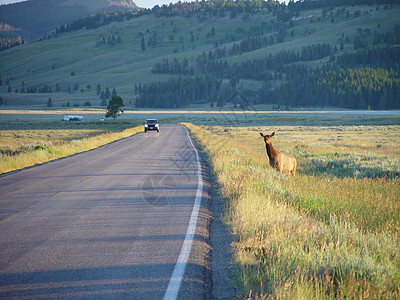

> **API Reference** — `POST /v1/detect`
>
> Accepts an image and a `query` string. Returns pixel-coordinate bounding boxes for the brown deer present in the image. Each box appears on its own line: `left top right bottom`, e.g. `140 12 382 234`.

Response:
260 132 296 176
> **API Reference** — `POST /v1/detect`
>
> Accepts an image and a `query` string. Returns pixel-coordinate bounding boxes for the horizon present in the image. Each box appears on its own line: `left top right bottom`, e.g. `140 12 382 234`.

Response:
0 0 292 9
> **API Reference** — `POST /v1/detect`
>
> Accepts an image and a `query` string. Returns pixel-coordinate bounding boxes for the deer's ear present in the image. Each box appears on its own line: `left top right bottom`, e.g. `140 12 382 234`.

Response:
271 132 275 137
260 132 264 137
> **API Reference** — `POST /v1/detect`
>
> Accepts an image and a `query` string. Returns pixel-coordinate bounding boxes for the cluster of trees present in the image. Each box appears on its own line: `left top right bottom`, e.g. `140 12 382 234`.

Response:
335 45 400 70
4 80 96 95
146 18 400 109
0 36 24 51
95 33 122 48
0 76 13 86
152 43 332 79
53 10 139 38
6 82 54 94
152 58 192 75
287 0 397 13
229 35 274 55
145 31 161 48
8 82 86 94
97 84 118 106
50 0 286 39
1 77 122 107
353 24 400 51
49 0 398 42
259 67 400 109
150 0 283 18
135 76 221 108
62 101 91 107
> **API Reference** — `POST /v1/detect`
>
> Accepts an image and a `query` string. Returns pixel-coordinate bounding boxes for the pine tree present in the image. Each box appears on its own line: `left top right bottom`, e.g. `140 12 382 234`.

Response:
105 87 111 99
141 36 146 51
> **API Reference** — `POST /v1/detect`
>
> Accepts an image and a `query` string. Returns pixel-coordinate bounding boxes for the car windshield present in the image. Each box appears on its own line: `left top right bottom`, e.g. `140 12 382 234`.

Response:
146 119 157 124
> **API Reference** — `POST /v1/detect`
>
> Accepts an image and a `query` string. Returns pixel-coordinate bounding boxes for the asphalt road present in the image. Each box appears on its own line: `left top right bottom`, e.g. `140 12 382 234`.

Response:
0 124 210 299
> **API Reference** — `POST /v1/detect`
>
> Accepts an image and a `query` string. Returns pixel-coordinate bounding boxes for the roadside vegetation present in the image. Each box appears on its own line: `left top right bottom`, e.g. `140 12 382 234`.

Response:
186 123 400 298
0 120 141 174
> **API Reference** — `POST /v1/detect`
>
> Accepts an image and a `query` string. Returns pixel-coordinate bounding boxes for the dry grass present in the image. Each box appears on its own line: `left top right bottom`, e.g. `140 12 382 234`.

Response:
0 121 142 174
186 123 400 299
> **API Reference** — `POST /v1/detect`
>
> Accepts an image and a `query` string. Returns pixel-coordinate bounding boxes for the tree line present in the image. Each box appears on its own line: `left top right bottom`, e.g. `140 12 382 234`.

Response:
152 43 332 79
135 76 221 108
288 0 397 13
146 19 400 109
0 36 24 51
95 33 122 48
49 0 398 39
259 67 400 110
335 45 400 70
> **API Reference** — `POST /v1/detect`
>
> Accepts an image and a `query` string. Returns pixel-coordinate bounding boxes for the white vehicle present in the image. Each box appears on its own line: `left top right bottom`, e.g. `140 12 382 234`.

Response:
63 115 83 121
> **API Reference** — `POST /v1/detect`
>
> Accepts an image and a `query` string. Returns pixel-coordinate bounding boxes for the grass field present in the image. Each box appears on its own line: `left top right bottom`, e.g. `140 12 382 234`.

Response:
1 108 399 297
0 119 141 174
186 122 400 299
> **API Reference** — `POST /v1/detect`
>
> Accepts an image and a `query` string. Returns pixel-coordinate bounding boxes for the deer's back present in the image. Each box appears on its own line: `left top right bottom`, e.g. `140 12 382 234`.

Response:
276 151 296 172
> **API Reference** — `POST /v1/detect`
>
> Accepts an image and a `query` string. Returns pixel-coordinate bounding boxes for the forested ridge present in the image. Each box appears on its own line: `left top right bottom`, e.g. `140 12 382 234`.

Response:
146 22 400 109
1 0 399 110
260 67 400 109
133 0 400 109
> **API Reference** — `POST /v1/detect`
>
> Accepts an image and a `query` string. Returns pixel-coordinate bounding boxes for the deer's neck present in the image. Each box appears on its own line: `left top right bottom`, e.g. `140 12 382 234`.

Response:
266 143 277 161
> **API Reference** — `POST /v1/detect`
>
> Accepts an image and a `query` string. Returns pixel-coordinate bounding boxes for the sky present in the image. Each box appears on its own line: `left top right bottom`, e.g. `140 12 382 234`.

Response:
0 0 292 9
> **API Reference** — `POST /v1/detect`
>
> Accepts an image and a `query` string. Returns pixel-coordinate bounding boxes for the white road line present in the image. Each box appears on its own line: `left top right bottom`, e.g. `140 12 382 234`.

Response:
163 126 204 300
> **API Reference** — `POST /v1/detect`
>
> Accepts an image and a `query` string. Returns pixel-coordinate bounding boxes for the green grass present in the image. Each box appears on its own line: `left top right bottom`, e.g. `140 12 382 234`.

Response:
186 123 400 299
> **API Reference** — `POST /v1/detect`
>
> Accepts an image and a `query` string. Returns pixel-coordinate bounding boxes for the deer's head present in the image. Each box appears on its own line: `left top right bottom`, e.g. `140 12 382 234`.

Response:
260 132 275 144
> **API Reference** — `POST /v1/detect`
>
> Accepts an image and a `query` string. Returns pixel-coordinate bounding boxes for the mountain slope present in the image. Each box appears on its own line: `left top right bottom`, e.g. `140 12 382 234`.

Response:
0 2 399 109
0 0 138 41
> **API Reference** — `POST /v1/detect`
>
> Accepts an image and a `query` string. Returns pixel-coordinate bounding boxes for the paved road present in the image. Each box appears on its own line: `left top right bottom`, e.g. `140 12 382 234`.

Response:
0 124 209 299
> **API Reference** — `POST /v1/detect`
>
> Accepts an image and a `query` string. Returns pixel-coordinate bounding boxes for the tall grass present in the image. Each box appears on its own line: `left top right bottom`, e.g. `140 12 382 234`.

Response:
186 124 400 299
0 124 142 174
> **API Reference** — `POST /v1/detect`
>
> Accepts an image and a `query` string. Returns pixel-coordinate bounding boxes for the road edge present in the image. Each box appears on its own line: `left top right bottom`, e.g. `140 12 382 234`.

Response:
182 124 235 299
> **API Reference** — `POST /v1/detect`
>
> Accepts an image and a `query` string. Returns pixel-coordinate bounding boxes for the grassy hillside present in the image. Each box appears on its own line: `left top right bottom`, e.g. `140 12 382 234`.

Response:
0 3 399 109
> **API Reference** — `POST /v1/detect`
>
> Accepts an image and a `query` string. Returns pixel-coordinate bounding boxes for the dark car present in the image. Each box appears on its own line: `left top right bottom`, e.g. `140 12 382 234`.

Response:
144 119 160 133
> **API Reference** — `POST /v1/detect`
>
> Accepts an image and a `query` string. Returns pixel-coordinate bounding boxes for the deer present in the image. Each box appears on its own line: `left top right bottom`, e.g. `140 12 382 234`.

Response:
260 132 296 176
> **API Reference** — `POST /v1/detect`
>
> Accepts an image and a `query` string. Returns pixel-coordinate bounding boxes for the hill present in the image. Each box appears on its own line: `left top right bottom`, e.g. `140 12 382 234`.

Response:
0 0 399 110
0 0 138 41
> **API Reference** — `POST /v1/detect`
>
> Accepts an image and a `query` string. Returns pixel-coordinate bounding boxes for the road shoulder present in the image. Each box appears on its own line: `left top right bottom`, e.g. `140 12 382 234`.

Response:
179 127 235 299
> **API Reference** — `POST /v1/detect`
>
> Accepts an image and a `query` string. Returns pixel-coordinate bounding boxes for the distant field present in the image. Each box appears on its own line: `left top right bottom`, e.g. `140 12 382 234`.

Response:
1 107 400 123
187 122 400 298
